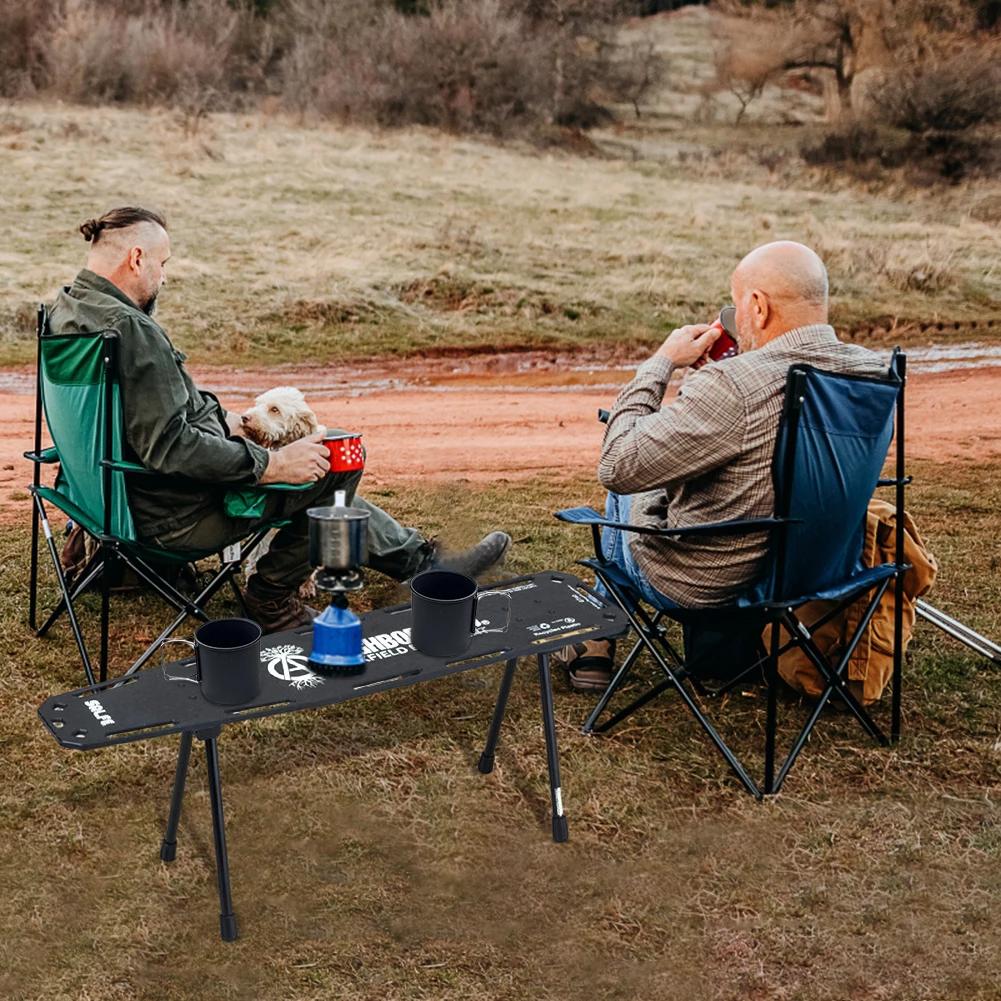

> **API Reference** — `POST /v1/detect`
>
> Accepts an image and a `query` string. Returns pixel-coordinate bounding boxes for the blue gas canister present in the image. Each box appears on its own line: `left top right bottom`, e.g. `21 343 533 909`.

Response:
309 603 365 672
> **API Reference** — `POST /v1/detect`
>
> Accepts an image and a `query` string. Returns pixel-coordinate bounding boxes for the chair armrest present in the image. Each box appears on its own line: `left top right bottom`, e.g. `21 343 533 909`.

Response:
555 506 799 539
254 482 314 493
24 447 59 464
95 459 315 492
99 459 155 475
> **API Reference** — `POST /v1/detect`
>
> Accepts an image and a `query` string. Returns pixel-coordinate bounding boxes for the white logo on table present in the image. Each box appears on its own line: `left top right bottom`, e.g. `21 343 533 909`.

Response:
84 698 115 727
261 644 325 690
361 621 490 661
363 628 414 661
527 617 580 638
566 583 603 609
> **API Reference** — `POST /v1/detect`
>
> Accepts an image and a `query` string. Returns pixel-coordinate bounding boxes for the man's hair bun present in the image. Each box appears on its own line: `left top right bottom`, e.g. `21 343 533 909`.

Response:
78 206 167 246
80 219 104 242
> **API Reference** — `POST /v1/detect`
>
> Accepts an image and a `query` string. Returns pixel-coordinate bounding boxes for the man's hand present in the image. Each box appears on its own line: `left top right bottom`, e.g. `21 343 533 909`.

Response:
655 324 720 368
259 433 330 485
224 411 247 438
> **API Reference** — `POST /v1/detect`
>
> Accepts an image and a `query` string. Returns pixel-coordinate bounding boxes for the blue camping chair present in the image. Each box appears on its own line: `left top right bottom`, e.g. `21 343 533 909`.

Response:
556 353 910 798
25 306 308 685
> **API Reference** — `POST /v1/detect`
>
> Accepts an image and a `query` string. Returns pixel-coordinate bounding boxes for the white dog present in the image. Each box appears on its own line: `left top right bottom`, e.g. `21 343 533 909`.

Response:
240 386 323 448
239 387 325 593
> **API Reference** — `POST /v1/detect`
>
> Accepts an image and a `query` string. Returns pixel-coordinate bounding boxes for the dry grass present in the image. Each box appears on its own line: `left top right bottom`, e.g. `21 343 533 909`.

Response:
1 458 1001 999
1 100 1000 367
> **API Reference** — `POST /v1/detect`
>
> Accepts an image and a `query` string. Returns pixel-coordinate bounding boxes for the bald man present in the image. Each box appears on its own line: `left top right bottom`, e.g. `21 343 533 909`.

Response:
561 242 887 691
48 207 510 632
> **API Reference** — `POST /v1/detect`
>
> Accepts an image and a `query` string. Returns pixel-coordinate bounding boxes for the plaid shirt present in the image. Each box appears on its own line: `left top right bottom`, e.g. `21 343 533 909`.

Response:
599 324 887 607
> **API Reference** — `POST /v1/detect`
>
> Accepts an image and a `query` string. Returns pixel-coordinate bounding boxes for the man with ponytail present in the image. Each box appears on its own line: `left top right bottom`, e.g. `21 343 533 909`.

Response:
48 207 510 632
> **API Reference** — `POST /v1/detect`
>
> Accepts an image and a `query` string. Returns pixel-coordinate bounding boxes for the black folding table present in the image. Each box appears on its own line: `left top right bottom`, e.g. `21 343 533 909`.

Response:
38 572 627 941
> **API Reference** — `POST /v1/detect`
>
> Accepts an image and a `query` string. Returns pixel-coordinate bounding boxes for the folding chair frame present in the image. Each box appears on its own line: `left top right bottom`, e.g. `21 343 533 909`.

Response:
561 355 911 798
25 308 278 685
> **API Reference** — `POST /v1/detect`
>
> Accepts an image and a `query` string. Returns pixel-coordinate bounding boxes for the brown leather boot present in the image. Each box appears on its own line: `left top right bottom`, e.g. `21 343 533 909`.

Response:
243 575 317 634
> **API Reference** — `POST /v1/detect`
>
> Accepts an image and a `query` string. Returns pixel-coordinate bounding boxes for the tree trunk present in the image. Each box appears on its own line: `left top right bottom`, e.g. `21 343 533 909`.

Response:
836 68 853 119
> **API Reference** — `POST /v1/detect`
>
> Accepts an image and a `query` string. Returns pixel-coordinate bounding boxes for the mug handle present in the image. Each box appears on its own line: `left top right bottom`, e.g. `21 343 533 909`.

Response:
160 638 200 684
474 590 512 634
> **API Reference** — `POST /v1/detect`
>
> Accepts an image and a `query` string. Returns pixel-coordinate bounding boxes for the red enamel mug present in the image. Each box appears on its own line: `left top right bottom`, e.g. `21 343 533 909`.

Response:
323 433 364 472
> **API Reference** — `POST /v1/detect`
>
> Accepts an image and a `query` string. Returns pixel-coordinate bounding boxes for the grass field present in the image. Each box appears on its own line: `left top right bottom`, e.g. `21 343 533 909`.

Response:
2 458 1000 1000
2 99 1001 369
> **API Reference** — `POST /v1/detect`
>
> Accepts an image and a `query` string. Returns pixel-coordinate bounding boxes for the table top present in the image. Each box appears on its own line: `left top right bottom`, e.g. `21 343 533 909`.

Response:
38 572 628 751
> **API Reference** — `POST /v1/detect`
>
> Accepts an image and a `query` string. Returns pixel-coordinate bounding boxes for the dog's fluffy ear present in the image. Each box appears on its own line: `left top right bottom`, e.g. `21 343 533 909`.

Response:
289 410 319 441
301 408 320 436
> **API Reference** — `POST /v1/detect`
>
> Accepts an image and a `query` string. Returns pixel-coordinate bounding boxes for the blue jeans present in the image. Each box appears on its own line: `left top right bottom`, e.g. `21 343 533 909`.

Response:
594 492 679 609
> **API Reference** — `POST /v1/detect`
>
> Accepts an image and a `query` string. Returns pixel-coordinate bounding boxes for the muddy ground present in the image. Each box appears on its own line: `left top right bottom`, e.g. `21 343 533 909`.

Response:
2 352 999 527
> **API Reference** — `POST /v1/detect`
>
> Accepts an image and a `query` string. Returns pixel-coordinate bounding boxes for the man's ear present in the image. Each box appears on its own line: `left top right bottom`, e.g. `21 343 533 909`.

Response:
129 245 144 276
751 289 770 328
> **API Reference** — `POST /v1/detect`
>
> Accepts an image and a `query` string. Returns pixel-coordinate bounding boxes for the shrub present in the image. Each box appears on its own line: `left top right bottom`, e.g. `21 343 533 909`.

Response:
46 0 247 106
871 48 1001 133
0 0 57 97
801 123 909 168
280 0 637 136
0 0 655 139
281 0 551 134
800 120 1001 183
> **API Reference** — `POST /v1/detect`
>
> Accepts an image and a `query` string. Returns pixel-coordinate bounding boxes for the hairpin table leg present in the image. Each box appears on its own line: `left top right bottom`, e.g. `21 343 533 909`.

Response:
160 730 193 862
538 653 568 843
478 658 518 774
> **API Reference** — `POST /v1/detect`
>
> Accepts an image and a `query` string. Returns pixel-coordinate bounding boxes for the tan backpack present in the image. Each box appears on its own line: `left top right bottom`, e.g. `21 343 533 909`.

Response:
773 500 938 706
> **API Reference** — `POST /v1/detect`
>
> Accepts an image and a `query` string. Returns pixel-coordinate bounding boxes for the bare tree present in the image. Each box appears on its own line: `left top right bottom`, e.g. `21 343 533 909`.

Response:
714 0 976 121
711 14 784 124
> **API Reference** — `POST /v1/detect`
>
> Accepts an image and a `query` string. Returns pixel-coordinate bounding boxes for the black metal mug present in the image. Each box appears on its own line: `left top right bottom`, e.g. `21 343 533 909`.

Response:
409 570 511 659
161 618 263 706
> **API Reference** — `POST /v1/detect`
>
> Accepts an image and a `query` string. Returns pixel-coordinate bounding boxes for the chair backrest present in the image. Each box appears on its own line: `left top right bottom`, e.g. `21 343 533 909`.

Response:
39 310 135 542
758 362 900 604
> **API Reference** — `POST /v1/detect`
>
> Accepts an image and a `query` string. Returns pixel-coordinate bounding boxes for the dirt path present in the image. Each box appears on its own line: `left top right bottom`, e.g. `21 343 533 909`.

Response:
3 363 999 527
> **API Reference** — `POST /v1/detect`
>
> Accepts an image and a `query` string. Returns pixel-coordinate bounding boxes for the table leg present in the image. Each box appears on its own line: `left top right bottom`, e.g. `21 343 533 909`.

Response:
160 730 193 862
201 729 238 942
537 653 568 843
478 658 518 775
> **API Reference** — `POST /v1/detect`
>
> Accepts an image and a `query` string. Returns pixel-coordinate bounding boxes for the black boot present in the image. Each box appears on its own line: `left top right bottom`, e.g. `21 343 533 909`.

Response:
432 531 512 579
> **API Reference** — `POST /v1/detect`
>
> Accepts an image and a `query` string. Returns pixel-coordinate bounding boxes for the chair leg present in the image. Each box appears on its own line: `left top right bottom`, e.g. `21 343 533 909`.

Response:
892 571 905 743
784 609 888 747
36 497 96 686
587 576 762 799
478 659 518 774
764 623 779 795
581 631 646 735
29 494 40 631
228 574 250 618
201 729 238 942
160 731 194 862
37 555 105 638
124 558 242 676
773 693 830 793
537 654 569 843
770 606 891 794
99 545 113 684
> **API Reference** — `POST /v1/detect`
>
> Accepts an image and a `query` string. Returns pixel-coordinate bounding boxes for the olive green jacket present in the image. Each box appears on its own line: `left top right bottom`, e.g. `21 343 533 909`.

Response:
48 270 270 539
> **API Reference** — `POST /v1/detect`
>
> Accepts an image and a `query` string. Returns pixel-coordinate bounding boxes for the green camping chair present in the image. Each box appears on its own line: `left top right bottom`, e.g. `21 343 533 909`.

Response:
26 305 305 685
